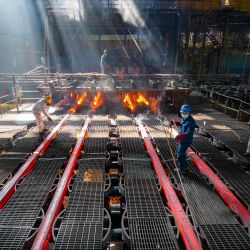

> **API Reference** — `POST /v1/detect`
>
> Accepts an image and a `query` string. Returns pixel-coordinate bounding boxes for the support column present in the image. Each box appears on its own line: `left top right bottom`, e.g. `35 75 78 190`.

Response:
198 31 206 80
174 13 181 73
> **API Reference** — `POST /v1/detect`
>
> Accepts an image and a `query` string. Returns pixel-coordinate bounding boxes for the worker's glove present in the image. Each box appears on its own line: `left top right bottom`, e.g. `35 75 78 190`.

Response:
175 133 185 142
48 117 53 122
169 120 181 127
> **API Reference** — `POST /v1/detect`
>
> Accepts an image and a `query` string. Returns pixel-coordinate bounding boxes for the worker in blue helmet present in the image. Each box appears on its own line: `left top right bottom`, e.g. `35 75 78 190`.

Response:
170 104 196 174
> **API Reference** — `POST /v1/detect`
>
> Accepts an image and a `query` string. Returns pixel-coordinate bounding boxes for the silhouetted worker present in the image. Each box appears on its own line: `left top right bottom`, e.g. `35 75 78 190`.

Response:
100 50 108 74
170 104 196 174
32 96 53 136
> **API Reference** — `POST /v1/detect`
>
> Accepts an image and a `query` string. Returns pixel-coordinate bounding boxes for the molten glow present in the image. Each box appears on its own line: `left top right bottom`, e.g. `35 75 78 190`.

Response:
149 98 159 113
68 92 87 113
68 107 76 113
77 92 87 105
123 93 135 112
90 92 103 111
137 94 149 105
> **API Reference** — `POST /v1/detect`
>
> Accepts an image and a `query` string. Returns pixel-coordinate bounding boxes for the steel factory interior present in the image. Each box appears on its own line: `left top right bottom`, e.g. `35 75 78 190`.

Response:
0 1 250 250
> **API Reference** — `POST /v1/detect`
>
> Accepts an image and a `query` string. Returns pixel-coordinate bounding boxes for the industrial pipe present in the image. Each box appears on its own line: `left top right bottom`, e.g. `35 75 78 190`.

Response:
0 114 70 208
170 126 250 227
137 121 202 250
31 118 91 250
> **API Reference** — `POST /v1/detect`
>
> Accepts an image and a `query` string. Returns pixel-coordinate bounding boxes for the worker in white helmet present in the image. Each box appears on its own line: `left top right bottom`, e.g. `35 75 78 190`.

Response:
32 96 53 136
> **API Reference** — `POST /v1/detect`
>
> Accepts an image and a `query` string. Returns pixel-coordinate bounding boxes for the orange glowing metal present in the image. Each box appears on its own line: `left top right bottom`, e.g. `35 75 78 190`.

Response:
123 93 135 112
149 97 158 113
137 93 149 105
77 92 87 106
68 92 87 113
90 92 103 110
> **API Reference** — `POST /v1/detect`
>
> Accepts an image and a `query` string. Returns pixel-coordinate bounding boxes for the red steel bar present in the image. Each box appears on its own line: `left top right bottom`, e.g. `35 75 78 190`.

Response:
0 114 70 208
170 126 250 227
54 97 69 107
187 147 250 227
137 121 202 250
31 118 91 250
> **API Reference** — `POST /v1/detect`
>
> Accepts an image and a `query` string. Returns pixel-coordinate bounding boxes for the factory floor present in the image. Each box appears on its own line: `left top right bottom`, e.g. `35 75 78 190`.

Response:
0 103 249 249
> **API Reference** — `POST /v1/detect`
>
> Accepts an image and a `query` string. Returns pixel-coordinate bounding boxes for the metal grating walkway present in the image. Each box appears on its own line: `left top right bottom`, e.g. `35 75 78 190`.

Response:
129 218 179 250
192 133 250 208
0 130 39 158
0 158 24 185
54 117 108 250
0 159 65 249
193 112 249 158
144 118 250 249
82 116 109 158
118 116 179 250
0 116 83 249
117 115 148 160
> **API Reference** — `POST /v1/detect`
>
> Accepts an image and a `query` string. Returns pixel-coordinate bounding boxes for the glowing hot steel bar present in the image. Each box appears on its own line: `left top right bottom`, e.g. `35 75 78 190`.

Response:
137 120 202 250
31 118 91 250
170 126 250 227
0 114 70 208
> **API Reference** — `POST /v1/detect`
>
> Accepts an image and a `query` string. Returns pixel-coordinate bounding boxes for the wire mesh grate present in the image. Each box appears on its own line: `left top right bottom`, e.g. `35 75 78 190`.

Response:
0 184 52 227
0 226 31 250
123 159 154 179
40 141 72 159
20 159 64 185
0 160 64 228
128 218 179 250
76 158 106 183
83 138 107 157
63 182 104 222
227 179 250 207
200 224 250 250
125 179 167 218
120 138 148 159
0 158 24 184
54 221 103 250
174 162 239 225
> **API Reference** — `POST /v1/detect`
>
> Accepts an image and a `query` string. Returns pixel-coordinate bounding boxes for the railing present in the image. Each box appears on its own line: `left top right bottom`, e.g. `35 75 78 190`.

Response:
202 89 250 122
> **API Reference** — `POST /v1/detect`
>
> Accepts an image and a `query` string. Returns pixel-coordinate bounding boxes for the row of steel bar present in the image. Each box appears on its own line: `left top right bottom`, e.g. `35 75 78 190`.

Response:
169 123 250 227
0 114 70 208
31 118 91 250
137 121 202 250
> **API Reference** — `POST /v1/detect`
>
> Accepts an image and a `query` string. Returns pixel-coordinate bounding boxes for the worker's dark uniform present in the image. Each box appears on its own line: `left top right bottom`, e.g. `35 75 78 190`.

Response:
177 115 196 171
100 54 108 74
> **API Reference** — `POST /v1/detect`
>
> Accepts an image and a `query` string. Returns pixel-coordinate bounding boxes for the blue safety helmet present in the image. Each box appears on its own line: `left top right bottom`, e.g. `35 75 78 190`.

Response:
180 104 191 113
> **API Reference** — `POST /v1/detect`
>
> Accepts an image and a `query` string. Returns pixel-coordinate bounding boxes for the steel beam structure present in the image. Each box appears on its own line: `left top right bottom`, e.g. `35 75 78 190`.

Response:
31 118 90 250
137 121 202 250
0 114 70 208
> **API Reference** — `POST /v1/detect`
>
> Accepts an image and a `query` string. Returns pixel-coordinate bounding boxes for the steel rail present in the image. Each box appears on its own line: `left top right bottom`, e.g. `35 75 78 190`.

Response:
31 117 91 250
137 120 202 250
170 126 250 227
0 114 70 208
